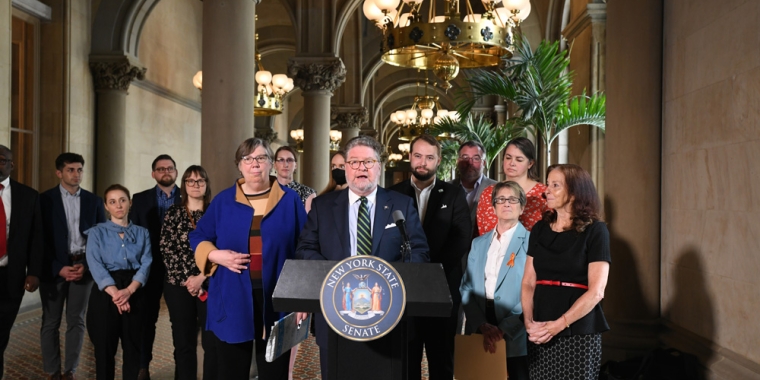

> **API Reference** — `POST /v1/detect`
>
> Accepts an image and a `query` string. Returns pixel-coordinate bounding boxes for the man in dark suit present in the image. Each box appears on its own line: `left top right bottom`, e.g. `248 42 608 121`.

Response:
296 135 429 378
389 135 472 380
0 145 43 379
128 154 180 380
39 153 106 380
449 140 497 234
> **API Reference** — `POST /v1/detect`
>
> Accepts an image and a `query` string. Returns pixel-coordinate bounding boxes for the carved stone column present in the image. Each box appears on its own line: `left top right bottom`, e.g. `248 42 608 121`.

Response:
588 2 607 203
201 0 257 192
288 57 346 191
89 57 146 194
332 106 368 147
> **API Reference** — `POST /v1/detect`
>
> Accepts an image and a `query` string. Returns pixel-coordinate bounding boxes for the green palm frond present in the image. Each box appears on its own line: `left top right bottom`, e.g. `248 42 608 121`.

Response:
437 139 461 181
551 93 606 144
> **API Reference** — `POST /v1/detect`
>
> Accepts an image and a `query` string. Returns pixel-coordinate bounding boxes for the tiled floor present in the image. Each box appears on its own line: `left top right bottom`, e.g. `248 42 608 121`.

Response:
5 300 428 379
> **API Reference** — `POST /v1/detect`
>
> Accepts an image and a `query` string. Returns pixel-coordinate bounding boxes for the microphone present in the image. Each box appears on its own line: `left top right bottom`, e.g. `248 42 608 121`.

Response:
393 210 412 262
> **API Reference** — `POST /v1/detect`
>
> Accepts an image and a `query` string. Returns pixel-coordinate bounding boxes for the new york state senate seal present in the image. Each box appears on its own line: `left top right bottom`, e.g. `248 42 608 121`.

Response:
320 256 406 342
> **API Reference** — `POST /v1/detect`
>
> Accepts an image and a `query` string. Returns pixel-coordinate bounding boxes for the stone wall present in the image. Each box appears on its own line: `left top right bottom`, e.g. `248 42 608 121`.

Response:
661 1 760 377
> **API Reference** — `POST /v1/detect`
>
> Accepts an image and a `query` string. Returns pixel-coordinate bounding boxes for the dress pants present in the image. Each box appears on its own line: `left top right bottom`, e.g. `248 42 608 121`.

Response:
408 266 463 380
163 282 217 380
0 267 23 380
39 277 92 375
485 299 529 380
210 287 289 379
140 265 164 371
86 270 144 380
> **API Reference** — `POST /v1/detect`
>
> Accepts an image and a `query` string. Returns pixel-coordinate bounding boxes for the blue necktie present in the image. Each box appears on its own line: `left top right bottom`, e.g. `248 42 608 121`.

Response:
357 197 372 256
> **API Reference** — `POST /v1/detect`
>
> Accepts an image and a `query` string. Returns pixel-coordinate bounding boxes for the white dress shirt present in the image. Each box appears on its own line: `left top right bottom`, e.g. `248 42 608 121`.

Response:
0 176 11 267
348 188 377 256
484 223 518 299
410 178 435 222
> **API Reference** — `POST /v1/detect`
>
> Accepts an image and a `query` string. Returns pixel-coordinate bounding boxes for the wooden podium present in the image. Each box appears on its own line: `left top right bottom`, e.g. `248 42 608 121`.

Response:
272 259 451 380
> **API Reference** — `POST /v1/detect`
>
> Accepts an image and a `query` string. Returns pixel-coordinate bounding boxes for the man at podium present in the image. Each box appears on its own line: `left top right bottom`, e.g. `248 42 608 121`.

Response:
296 135 429 378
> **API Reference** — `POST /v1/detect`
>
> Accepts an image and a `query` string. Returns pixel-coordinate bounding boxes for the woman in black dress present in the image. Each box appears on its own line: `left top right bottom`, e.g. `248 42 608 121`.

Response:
521 164 610 380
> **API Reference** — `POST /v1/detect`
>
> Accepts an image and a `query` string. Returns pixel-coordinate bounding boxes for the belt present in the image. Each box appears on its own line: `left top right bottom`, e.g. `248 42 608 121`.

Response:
536 280 588 290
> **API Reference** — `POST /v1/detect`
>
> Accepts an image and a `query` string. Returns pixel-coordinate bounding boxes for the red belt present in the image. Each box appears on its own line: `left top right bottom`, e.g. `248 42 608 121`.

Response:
536 280 588 290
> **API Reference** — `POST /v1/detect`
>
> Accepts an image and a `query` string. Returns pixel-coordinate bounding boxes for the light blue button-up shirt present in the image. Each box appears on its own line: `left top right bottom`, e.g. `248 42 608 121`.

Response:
348 188 377 256
85 221 152 290
60 185 86 254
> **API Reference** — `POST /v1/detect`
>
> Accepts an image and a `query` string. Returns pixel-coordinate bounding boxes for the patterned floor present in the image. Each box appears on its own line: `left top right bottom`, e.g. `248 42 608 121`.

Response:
4 300 427 379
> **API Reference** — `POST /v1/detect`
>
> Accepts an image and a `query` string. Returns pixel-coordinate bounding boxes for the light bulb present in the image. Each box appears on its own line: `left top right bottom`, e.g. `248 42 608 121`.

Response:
421 109 434 119
395 110 407 122
449 111 460 121
284 78 295 92
297 130 304 139
437 109 448 117
192 71 203 89
272 74 288 89
374 0 400 11
255 70 272 85
406 109 418 120
390 113 398 123
363 0 384 21
503 0 528 10
494 8 509 26
290 130 298 139
515 0 531 21
397 13 412 27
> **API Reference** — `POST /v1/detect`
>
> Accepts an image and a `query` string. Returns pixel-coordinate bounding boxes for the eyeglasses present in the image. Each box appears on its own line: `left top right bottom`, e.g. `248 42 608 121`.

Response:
275 158 296 165
346 160 378 169
493 196 520 205
458 155 482 163
185 179 207 187
154 167 176 173
240 155 270 165
0 158 11 166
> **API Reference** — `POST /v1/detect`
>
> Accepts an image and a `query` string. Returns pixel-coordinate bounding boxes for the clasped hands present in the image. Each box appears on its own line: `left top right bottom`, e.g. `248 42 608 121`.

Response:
479 323 503 354
525 318 565 345
105 286 133 314
59 264 86 282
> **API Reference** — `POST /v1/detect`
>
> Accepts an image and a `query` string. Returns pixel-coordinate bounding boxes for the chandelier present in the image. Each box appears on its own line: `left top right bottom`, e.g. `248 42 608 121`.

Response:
289 129 343 153
363 0 531 90
390 82 460 141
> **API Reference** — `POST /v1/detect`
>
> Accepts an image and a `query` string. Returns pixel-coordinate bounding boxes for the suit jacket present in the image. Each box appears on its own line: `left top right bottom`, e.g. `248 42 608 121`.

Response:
449 175 497 230
388 179 471 275
296 186 430 348
296 187 430 263
129 185 180 271
460 224 529 357
3 179 43 299
40 186 106 282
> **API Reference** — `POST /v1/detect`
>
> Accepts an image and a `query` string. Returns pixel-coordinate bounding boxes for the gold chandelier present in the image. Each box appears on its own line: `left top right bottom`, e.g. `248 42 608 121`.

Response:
363 0 531 90
390 81 460 141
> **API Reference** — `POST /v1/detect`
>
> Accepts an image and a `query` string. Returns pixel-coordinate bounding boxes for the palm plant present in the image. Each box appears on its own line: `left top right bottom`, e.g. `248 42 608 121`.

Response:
431 113 525 175
459 35 606 179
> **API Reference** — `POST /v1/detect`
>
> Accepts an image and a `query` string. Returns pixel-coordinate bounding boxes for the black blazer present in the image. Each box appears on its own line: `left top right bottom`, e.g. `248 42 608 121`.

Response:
40 186 106 282
129 185 181 270
3 179 43 299
389 179 472 273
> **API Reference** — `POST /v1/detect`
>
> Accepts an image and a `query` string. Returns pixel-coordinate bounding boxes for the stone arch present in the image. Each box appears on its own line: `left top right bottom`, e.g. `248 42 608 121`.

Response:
334 0 364 56
91 0 162 61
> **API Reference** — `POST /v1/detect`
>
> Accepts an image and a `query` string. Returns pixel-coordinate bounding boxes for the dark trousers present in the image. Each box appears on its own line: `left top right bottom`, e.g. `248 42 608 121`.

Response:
0 268 22 380
86 270 145 380
210 287 289 379
140 266 164 370
408 266 462 380
163 282 217 380
485 300 529 380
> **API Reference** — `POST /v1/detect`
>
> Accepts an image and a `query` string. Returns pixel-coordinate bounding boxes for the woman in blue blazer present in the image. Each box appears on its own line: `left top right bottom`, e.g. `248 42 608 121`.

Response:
461 181 529 380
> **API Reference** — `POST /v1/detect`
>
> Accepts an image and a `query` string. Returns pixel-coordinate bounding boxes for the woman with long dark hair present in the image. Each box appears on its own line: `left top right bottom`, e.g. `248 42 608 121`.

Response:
318 151 347 196
521 164 610 380
160 165 217 379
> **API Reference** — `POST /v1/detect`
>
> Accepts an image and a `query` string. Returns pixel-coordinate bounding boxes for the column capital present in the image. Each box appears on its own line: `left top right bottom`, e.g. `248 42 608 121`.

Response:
287 57 347 93
89 56 146 91
331 105 368 130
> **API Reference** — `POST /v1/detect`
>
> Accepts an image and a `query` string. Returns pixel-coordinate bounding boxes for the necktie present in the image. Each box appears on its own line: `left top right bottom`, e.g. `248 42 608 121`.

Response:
0 184 6 260
357 196 372 256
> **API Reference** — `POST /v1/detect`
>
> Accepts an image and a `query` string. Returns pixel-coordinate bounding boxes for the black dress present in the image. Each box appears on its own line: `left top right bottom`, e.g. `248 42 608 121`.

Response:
527 220 611 380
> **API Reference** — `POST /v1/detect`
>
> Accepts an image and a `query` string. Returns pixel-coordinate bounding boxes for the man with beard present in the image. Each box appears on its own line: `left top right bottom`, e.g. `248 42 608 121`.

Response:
129 154 180 380
296 135 429 379
449 141 496 236
389 135 471 380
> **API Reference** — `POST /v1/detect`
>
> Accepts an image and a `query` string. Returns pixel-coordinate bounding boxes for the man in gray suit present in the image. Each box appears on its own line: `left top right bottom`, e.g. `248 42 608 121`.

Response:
449 140 497 237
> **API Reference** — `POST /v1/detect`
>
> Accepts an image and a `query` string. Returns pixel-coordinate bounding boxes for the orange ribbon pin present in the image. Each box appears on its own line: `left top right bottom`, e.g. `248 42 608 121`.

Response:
506 252 516 268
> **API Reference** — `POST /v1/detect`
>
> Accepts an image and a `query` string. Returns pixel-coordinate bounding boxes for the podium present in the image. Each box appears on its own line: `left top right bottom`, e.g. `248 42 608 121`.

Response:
272 259 452 380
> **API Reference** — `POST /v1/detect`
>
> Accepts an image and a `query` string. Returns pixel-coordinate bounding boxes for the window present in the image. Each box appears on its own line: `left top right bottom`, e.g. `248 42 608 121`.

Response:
10 15 38 187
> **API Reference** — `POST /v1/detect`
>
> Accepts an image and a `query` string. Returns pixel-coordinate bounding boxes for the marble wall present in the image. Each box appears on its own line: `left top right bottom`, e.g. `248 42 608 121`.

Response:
662 0 760 376
0 0 10 145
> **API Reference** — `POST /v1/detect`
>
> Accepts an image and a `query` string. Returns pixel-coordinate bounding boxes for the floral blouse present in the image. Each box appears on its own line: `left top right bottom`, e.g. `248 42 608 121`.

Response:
160 204 204 286
285 181 316 206
476 182 547 234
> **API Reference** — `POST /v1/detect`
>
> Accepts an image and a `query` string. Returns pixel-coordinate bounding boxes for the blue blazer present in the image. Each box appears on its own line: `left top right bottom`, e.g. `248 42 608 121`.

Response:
40 186 106 283
460 223 529 357
296 187 430 263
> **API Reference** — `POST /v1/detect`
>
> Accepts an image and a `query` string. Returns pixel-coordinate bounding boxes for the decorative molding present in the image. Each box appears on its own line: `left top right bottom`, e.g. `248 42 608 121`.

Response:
89 59 146 91
131 79 201 112
287 57 347 93
331 106 368 130
561 10 591 41
11 0 52 21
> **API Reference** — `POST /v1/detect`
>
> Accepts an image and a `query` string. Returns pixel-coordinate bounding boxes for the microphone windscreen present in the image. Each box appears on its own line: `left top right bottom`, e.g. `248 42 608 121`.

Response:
392 210 405 223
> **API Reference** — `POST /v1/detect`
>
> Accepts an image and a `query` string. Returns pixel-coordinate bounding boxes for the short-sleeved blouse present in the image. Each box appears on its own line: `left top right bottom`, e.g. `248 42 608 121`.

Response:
285 181 316 206
476 182 547 234
160 204 204 286
527 220 611 336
